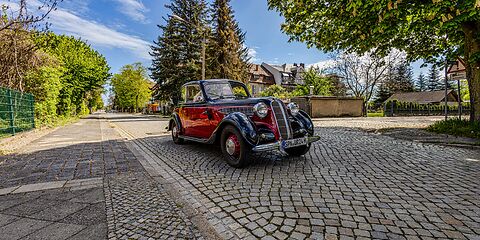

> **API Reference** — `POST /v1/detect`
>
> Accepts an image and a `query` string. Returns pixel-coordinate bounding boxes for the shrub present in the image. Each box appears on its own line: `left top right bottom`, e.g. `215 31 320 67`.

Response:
427 118 480 139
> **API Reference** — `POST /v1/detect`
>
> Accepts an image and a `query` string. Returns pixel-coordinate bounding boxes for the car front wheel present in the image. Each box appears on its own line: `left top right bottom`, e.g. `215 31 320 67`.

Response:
220 125 252 168
285 144 311 157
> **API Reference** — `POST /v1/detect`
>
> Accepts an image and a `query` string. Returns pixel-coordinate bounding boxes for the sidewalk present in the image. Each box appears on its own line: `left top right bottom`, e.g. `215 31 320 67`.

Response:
0 114 202 239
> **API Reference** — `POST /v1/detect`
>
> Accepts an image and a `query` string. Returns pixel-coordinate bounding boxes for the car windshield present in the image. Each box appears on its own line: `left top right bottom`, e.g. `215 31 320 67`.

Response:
204 82 236 100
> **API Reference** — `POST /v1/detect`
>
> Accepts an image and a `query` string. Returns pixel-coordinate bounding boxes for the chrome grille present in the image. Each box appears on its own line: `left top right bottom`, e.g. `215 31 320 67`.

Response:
271 100 292 139
219 106 254 116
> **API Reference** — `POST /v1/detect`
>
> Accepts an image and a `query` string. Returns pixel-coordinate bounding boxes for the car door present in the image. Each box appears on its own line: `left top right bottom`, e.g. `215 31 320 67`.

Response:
181 84 212 139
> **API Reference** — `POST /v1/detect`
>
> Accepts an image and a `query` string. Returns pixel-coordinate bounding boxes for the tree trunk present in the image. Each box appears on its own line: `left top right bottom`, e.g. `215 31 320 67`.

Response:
462 21 480 122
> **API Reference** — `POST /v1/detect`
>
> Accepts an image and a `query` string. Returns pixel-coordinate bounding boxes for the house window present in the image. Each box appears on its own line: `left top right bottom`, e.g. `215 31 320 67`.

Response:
253 74 260 80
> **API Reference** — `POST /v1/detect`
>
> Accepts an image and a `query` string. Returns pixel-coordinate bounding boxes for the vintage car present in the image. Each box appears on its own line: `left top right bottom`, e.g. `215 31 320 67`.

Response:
168 79 319 168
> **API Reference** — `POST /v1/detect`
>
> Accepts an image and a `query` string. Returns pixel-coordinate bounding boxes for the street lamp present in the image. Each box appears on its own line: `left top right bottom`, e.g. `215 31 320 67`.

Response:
171 14 207 80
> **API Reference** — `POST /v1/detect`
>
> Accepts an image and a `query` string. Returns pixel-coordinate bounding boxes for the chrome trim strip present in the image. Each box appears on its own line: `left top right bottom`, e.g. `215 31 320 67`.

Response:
276 100 292 139
270 100 281 140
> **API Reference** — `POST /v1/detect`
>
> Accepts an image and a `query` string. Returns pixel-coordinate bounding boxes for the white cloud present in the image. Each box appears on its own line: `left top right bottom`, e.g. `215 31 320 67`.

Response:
307 60 336 71
247 48 260 63
49 6 151 59
113 0 148 23
1 0 151 60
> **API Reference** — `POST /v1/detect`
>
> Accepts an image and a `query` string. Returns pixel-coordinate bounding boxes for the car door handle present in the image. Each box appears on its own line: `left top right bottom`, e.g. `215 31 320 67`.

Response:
203 109 213 120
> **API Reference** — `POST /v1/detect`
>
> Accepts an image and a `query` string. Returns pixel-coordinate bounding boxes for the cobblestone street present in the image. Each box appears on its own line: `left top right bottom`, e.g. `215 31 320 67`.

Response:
111 114 480 240
0 113 479 239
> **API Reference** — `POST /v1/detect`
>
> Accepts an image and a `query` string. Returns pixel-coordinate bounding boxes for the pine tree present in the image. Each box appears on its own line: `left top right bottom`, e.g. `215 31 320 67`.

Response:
208 0 250 82
150 0 208 104
427 64 440 91
374 81 392 106
393 61 415 92
416 72 426 91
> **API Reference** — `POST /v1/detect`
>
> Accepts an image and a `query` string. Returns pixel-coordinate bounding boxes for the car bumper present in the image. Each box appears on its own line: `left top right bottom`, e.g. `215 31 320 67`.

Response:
252 136 320 152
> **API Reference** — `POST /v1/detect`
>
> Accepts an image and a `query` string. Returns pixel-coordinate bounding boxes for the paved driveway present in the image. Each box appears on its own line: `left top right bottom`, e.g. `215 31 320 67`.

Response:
109 114 480 240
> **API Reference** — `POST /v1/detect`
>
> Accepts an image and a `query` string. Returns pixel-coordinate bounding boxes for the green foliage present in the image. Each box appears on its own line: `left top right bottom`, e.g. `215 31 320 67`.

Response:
292 68 333 96
427 65 441 91
260 85 291 99
24 64 63 126
268 0 480 121
267 0 478 63
35 33 110 116
150 0 250 103
208 0 250 82
111 63 152 111
150 0 208 104
416 72 427 92
367 112 384 117
427 118 480 139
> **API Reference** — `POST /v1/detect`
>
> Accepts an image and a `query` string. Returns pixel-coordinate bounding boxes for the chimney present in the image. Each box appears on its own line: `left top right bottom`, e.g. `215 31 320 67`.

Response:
256 64 259 71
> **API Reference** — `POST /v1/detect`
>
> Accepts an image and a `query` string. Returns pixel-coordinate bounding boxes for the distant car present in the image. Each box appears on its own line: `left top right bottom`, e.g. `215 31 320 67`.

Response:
168 79 319 168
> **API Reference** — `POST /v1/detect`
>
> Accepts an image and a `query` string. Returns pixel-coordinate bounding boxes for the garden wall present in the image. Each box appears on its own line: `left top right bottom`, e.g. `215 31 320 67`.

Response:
292 96 363 118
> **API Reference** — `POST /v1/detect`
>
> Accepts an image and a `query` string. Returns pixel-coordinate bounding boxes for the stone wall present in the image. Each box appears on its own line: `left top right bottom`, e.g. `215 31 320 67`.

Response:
292 96 364 118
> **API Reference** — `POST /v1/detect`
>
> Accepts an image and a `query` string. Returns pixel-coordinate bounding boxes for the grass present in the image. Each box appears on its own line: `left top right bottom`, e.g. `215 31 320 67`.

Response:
367 112 384 117
427 118 480 139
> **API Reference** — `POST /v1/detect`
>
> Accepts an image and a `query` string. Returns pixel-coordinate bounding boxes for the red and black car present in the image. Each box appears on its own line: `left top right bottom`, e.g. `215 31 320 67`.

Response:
168 79 319 168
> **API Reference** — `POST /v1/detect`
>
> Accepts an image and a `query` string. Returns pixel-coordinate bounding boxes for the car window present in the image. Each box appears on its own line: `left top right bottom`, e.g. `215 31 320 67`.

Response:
185 85 203 103
204 83 235 100
231 83 249 99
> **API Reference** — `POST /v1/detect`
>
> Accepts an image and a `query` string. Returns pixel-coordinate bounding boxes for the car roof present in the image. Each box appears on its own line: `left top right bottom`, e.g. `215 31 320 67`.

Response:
182 79 244 87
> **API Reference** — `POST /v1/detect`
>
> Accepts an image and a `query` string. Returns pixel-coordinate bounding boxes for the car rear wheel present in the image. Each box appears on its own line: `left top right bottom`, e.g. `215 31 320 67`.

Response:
171 121 184 144
285 144 310 157
220 125 252 168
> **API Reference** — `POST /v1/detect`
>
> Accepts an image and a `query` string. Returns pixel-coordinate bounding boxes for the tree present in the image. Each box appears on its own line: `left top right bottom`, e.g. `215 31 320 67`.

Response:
260 85 290 99
393 62 415 92
292 67 333 96
333 51 402 115
111 63 152 112
268 0 480 122
0 0 60 91
416 72 427 92
427 65 440 91
208 0 250 82
35 33 110 116
150 0 208 104
374 82 391 107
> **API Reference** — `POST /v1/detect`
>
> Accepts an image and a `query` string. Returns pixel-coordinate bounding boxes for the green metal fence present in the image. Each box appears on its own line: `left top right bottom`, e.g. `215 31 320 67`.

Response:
0 87 35 136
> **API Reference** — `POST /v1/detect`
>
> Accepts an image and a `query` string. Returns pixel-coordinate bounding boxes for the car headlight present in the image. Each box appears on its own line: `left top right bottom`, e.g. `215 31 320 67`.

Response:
287 102 300 116
253 102 268 118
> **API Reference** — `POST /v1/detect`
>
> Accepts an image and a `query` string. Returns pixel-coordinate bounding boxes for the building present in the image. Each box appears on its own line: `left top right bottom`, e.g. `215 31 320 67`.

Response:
248 64 275 96
386 90 460 105
260 63 305 91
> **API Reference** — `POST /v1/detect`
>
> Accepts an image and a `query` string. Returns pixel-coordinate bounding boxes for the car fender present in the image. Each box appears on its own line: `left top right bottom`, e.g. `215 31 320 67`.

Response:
168 113 182 133
212 112 258 146
293 110 314 136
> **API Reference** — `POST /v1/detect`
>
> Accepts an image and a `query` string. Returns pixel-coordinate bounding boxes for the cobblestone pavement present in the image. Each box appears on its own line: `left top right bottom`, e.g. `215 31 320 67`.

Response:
104 172 203 239
0 114 203 240
313 116 446 130
110 113 480 240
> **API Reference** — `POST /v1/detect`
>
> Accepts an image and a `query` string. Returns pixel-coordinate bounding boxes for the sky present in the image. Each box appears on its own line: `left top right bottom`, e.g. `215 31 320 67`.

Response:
32 0 334 75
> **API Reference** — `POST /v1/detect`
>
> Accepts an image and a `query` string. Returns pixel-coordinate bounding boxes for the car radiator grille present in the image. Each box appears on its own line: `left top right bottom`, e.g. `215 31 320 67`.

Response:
271 100 292 139
218 107 254 116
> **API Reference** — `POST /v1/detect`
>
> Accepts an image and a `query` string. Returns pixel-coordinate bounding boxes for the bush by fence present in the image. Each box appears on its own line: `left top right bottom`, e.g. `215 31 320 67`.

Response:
0 87 35 136
384 101 470 117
